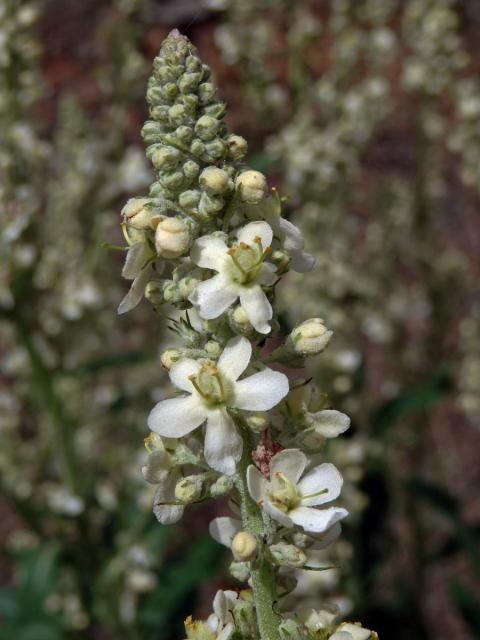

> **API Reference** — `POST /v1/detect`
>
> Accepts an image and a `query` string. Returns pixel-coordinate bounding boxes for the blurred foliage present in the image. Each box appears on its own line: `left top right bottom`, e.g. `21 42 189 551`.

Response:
0 0 479 639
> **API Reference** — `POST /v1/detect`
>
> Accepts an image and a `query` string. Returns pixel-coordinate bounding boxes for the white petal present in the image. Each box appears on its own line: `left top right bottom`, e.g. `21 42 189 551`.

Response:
190 274 239 319
209 517 241 547
234 368 289 411
148 395 207 437
217 336 252 381
278 218 304 251
169 358 201 392
118 265 152 314
246 465 268 502
237 221 273 250
204 409 243 475
337 623 372 640
291 250 316 273
328 632 352 640
263 500 294 527
270 449 307 484
289 506 348 533
141 449 171 484
298 463 343 506
190 234 229 271
309 521 342 550
122 243 151 279
311 410 351 438
239 286 272 334
218 622 235 640
258 262 278 286
153 477 184 524
213 590 228 623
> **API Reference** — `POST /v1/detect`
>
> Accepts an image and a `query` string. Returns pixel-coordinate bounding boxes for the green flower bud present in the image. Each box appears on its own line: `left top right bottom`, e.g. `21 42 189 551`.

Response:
195 114 220 141
176 125 194 144
145 281 166 306
122 197 160 230
160 348 182 370
232 596 257 639
269 542 307 568
178 72 202 94
159 170 186 191
205 138 226 159
168 103 189 127
142 120 165 143
199 166 231 195
198 191 225 217
150 145 182 170
183 160 200 179
235 170 268 204
278 620 303 640
231 531 259 561
204 340 222 358
190 138 206 158
209 475 234 497
175 474 205 504
289 318 333 356
244 411 269 433
179 189 201 211
155 217 191 258
270 249 291 274
226 134 248 160
229 561 251 582
228 305 255 337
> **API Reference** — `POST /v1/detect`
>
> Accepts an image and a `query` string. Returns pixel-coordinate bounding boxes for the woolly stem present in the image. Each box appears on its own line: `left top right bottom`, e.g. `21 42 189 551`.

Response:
235 429 280 640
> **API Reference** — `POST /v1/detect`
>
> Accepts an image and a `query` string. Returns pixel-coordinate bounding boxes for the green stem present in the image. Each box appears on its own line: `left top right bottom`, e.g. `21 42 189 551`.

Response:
11 310 81 495
235 430 280 640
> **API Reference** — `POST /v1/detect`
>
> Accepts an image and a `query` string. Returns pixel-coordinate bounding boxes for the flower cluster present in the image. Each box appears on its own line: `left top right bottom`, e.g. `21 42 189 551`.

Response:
119 30 375 640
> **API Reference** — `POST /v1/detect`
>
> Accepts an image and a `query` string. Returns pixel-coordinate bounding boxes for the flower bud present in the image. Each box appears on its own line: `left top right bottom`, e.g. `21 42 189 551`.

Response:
209 475 234 497
205 340 222 358
160 348 182 370
334 623 374 640
199 166 231 195
231 531 259 561
232 596 257 638
270 249 291 274
290 318 333 355
235 170 268 204
244 411 269 433
269 542 307 568
174 474 205 504
198 191 225 217
278 620 303 640
228 305 255 336
122 198 160 230
145 281 165 305
229 561 251 582
150 145 182 170
195 114 220 141
155 217 191 258
226 134 248 160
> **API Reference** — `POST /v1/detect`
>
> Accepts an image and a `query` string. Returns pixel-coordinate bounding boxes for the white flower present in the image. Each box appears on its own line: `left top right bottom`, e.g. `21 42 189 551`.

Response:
118 227 159 315
152 470 184 525
247 449 348 533
329 623 373 640
148 336 289 475
189 222 277 334
205 590 239 640
209 516 241 547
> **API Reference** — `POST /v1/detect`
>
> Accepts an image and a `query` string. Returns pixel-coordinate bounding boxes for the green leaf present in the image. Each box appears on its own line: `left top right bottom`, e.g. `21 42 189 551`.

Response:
449 581 480 637
373 368 452 436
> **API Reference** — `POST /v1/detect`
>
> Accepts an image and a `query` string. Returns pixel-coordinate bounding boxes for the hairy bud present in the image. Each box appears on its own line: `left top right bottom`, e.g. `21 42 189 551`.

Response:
289 318 333 355
269 542 307 568
175 474 205 504
160 348 182 370
199 166 231 195
231 531 259 561
155 217 191 258
235 170 268 204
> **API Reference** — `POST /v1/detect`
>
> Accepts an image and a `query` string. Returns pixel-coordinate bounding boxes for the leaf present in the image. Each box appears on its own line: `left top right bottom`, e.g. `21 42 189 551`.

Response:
373 368 452 437
449 581 480 637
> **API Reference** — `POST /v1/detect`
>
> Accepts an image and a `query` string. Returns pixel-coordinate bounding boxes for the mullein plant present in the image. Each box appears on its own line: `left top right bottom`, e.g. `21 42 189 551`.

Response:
118 30 376 640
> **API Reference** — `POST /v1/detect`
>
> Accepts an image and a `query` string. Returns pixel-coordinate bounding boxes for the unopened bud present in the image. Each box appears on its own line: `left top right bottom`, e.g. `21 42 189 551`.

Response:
145 281 165 305
231 531 259 561
229 561 251 582
155 217 191 258
244 411 269 433
229 305 255 336
209 475 234 497
195 115 220 141
122 198 161 230
271 249 291 274
278 620 303 640
226 134 248 160
232 597 257 638
335 623 374 640
199 166 231 195
235 170 268 204
205 340 222 358
174 475 205 504
161 348 182 370
269 542 307 568
290 318 333 355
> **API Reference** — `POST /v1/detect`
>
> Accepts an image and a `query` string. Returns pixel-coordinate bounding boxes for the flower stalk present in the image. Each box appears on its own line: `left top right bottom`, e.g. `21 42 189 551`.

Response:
115 29 376 640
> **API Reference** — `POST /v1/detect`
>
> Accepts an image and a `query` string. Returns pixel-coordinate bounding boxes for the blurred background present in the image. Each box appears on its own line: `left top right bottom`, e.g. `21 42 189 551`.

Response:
1 1 480 639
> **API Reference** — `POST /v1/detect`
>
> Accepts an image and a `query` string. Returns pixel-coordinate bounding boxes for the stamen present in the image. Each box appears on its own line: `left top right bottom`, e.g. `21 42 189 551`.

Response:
188 374 206 398
213 371 226 402
302 488 329 500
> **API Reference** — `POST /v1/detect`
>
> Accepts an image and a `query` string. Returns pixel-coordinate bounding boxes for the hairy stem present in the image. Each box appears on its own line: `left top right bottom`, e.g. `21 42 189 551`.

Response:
236 430 280 640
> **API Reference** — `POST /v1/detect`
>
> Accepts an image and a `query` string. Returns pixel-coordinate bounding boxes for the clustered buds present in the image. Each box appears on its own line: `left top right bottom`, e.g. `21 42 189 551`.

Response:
116 29 375 640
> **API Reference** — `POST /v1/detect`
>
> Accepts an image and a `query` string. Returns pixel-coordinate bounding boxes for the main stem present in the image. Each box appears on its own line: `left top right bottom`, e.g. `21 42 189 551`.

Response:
235 430 280 640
